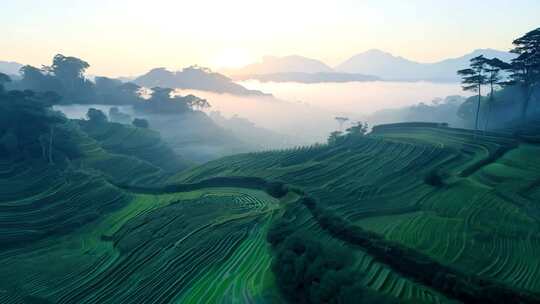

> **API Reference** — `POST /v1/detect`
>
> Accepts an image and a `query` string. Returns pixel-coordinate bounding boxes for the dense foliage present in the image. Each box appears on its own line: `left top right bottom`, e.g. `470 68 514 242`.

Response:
9 54 210 114
270 230 397 304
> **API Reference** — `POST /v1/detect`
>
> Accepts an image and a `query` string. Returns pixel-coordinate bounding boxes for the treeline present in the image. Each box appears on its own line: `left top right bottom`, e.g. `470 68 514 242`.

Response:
0 81 81 162
1 54 210 114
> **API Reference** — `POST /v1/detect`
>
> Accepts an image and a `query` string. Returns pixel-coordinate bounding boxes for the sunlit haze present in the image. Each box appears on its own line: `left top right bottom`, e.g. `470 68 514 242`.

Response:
1 0 539 76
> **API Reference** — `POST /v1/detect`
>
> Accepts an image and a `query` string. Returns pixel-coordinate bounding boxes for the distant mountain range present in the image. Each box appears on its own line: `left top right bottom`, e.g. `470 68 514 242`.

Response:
224 49 516 83
233 72 379 83
223 55 378 83
133 66 270 96
223 55 334 75
335 48 516 82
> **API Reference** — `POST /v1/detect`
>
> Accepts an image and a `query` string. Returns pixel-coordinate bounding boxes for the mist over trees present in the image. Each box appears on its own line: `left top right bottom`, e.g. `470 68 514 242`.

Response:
0 85 79 162
133 66 269 96
456 27 540 131
8 54 211 114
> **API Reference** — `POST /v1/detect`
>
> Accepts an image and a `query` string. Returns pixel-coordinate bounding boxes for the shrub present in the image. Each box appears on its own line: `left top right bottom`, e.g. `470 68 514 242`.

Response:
132 118 149 128
424 169 444 187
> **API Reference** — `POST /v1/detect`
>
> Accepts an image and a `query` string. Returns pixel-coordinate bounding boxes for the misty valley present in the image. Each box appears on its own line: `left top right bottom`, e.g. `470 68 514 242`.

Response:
1 3 540 304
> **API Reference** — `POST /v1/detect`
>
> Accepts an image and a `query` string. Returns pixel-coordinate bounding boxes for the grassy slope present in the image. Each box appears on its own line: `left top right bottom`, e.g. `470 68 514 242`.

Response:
0 188 284 304
0 117 192 251
174 123 540 301
0 120 287 303
3 122 540 303
78 120 192 174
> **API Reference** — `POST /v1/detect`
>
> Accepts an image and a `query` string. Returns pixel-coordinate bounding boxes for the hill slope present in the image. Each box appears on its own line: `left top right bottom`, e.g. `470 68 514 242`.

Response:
176 122 540 301
2 120 540 303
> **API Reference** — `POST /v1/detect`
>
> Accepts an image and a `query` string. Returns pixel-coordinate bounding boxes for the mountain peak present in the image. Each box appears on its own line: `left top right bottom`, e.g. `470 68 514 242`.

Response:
227 55 334 75
336 48 514 81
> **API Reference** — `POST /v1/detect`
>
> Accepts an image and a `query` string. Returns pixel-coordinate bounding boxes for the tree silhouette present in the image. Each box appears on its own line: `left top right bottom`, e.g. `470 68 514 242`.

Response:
327 131 343 145
484 58 511 130
346 121 368 136
507 28 540 120
0 89 64 160
46 54 90 90
185 94 211 110
458 55 488 132
134 87 208 114
86 108 108 124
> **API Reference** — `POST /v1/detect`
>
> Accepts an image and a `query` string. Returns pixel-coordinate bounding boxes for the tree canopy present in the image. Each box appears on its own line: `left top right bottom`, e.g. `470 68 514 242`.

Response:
133 87 210 114
507 27 540 119
0 87 66 159
86 108 108 124
458 55 489 131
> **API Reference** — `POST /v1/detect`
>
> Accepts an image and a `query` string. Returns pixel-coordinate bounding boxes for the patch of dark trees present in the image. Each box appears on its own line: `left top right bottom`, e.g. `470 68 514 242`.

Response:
117 176 289 199
267 214 398 304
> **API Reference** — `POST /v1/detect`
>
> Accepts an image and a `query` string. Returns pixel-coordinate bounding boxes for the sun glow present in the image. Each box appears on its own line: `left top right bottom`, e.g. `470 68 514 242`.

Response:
210 48 254 69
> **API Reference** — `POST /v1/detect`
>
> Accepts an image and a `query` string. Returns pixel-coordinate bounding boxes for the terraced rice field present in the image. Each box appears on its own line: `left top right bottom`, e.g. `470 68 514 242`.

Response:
3 122 540 303
0 187 284 304
276 203 451 303
175 124 540 297
79 120 190 173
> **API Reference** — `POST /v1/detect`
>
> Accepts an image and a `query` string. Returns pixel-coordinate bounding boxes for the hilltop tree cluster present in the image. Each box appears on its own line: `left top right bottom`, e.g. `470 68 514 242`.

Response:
328 121 369 145
6 54 211 118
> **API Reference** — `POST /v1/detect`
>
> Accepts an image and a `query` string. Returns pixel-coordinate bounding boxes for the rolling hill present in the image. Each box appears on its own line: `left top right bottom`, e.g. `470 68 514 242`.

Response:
2 116 540 303
224 55 334 75
175 122 540 303
133 66 269 96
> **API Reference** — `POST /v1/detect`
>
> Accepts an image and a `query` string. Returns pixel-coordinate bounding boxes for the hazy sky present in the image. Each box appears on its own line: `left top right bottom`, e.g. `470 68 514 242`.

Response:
1 0 539 76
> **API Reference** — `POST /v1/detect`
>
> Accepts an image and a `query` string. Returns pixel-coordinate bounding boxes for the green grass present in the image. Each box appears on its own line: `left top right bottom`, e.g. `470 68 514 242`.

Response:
174 124 540 298
3 122 540 303
0 187 285 304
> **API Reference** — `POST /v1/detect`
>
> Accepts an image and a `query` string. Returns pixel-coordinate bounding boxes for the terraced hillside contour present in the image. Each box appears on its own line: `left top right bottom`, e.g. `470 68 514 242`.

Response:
176 122 540 300
3 121 540 303
78 120 191 173
0 184 286 304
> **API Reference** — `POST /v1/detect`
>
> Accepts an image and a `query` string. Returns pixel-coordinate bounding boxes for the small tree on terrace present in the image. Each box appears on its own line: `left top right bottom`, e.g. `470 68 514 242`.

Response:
335 116 349 131
132 118 149 128
327 131 343 145
458 55 488 132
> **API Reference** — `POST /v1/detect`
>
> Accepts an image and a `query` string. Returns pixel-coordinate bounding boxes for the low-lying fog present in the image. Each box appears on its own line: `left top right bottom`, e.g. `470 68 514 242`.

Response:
178 80 465 142
55 81 466 145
